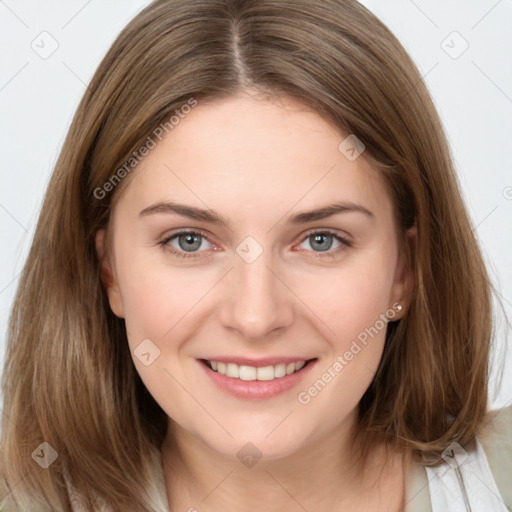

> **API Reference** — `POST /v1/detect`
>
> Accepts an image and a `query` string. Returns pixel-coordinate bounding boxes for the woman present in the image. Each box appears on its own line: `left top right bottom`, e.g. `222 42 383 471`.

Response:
1 0 510 510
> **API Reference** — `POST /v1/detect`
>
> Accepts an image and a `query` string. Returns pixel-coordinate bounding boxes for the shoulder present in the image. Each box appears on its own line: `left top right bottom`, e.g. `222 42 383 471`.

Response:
477 405 512 510
404 405 512 512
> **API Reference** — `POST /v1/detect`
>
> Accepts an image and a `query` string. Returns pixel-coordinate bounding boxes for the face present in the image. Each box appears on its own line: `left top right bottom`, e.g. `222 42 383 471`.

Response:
96 92 414 462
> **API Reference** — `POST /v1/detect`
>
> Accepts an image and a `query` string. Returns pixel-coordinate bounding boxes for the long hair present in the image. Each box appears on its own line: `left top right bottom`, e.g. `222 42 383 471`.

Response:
0 0 494 509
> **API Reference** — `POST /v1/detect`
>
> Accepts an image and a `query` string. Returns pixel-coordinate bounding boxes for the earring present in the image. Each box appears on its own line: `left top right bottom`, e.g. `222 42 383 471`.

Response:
386 303 403 321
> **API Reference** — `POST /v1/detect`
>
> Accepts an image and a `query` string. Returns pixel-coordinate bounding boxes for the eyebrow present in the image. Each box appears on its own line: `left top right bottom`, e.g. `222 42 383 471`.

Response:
139 200 374 227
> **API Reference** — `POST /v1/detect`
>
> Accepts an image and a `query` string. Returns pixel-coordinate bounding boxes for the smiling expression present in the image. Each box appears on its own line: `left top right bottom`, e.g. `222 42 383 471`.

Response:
96 91 412 460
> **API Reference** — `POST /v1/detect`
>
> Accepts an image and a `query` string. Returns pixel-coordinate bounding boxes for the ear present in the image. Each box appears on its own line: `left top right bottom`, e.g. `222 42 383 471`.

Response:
95 229 125 318
390 224 416 319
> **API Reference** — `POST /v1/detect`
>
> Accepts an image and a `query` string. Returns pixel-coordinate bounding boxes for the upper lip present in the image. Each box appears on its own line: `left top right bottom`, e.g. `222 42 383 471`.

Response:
199 356 316 367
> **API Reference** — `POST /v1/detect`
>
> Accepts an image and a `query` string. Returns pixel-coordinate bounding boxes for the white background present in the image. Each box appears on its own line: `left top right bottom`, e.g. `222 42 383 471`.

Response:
1 0 511 409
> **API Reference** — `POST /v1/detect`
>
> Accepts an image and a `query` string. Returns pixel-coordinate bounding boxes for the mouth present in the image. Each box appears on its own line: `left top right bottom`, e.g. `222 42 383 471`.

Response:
197 357 318 399
200 358 316 381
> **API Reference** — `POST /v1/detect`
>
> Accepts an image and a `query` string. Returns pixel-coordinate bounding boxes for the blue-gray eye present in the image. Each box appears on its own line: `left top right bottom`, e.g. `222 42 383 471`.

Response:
296 230 350 256
309 233 334 252
176 233 204 252
160 231 214 259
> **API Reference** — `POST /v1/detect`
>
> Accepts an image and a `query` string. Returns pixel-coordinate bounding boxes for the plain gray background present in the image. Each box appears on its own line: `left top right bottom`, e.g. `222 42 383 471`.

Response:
1 0 511 409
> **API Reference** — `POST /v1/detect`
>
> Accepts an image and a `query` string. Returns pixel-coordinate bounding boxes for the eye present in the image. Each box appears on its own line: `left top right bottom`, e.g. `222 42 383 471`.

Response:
159 228 351 260
297 229 351 257
159 230 215 259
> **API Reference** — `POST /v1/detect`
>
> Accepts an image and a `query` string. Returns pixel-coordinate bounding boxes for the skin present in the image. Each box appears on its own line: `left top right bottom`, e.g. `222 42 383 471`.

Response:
96 90 416 511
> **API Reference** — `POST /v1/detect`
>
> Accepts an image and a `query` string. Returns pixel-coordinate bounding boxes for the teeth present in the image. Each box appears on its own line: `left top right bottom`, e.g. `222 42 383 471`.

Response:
226 363 239 378
208 360 309 381
274 364 286 378
239 365 257 380
256 366 274 381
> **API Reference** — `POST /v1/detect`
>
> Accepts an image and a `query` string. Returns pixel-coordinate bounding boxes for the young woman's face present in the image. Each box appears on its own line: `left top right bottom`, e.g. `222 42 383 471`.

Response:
97 92 412 461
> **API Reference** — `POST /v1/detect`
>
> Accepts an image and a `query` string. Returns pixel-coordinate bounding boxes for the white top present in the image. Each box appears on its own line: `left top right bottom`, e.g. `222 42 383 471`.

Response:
425 437 509 511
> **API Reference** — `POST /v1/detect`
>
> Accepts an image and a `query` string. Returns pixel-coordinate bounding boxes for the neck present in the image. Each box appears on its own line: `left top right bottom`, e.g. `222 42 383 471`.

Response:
161 410 406 512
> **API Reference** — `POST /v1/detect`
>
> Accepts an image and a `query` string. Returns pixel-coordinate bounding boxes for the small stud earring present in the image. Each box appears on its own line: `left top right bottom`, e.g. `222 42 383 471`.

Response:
396 304 403 312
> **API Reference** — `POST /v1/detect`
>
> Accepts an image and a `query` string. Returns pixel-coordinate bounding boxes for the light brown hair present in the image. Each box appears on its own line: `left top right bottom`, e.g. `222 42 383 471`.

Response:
0 0 496 509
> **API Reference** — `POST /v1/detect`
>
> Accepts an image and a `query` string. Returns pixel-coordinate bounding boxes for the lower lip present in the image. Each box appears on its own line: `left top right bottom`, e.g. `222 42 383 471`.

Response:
197 359 318 399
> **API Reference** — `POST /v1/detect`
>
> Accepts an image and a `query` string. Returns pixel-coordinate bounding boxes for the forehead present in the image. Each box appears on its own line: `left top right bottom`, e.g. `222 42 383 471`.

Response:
114 93 393 224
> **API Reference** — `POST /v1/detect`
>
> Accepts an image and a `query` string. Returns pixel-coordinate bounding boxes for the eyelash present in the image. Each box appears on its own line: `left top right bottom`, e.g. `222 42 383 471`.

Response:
159 228 352 260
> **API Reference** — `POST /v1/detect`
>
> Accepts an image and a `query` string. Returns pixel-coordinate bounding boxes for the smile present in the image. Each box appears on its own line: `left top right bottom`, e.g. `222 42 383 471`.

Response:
206 359 308 381
198 358 318 399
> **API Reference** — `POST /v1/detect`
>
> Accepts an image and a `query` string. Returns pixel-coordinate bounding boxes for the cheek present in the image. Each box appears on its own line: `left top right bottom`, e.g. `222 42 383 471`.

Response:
116 246 214 345
291 247 397 406
293 255 395 420
297 248 396 345
114 252 216 422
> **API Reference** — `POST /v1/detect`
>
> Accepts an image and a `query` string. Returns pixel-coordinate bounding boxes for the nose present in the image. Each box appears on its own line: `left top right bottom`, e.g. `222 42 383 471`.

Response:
218 250 295 341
